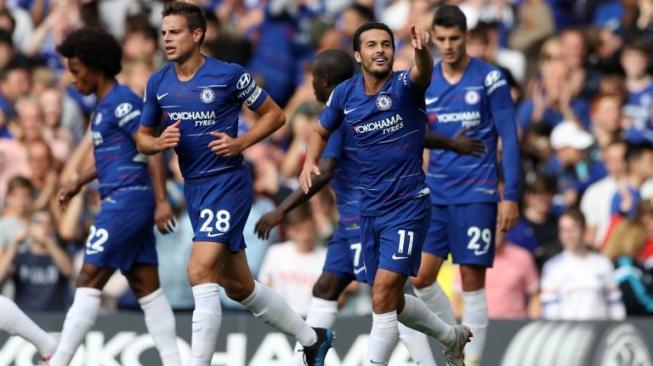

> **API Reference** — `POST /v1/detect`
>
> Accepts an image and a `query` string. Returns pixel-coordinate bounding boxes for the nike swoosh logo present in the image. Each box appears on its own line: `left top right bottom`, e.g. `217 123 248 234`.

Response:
157 93 168 101
425 97 439 105
206 232 224 238
344 108 356 115
85 250 100 255
392 254 409 260
354 267 366 275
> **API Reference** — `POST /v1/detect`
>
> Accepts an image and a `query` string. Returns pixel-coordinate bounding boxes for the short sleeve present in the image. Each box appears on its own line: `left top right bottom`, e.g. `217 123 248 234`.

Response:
113 95 143 136
322 125 345 160
140 76 162 128
231 65 268 111
319 84 345 132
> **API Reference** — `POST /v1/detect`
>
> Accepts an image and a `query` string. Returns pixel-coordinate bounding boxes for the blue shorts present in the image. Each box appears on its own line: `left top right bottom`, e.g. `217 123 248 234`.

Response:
360 196 430 285
323 220 366 283
423 202 497 267
184 166 253 251
84 189 157 273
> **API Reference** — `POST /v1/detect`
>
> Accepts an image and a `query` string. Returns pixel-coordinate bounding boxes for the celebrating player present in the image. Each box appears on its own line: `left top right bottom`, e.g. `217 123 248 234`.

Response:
52 28 182 366
300 22 472 366
411 6 520 366
134 2 332 365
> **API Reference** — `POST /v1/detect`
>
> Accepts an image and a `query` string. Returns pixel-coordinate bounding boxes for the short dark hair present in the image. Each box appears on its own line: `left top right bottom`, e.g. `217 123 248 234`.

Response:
162 1 207 44
56 27 122 78
432 5 467 32
622 38 650 55
626 142 653 164
313 49 355 86
0 29 12 47
285 203 313 227
347 4 375 22
353 22 394 53
561 208 586 229
6 176 33 196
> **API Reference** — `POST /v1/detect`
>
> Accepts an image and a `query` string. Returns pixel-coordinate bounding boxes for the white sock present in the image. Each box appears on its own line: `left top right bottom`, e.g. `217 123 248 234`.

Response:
49 287 102 366
291 297 338 366
368 311 399 366
413 282 456 325
139 289 182 366
0 296 57 357
462 289 488 365
240 281 317 347
398 323 437 366
191 283 222 366
398 295 455 346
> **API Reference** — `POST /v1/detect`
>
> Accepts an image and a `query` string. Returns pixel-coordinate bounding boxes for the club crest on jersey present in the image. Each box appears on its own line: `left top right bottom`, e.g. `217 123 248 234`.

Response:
376 95 392 111
114 103 133 118
94 112 102 125
465 90 480 105
200 88 215 104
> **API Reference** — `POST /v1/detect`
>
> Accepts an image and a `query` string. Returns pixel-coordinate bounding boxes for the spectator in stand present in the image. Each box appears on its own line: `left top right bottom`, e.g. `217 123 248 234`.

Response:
581 139 628 248
508 0 555 53
603 213 653 315
454 228 540 319
541 209 625 320
0 210 73 311
15 97 70 160
0 63 30 119
620 39 653 144
26 140 58 214
559 28 602 101
610 143 653 219
507 178 560 269
517 59 590 130
258 203 326 317
0 176 31 247
589 92 626 150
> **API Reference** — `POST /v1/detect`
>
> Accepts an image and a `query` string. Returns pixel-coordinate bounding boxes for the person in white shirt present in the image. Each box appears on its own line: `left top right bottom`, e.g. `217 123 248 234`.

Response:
581 139 627 248
541 209 626 320
259 203 326 317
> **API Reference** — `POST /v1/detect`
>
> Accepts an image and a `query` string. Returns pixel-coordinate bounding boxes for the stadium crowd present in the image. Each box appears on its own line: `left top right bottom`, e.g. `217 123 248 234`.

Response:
0 0 652 325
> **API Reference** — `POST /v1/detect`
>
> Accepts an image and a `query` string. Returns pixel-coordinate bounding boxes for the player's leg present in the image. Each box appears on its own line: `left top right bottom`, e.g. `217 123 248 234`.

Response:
0 295 57 358
449 203 497 366
217 248 334 363
398 323 436 366
49 263 114 366
411 204 456 326
125 263 181 366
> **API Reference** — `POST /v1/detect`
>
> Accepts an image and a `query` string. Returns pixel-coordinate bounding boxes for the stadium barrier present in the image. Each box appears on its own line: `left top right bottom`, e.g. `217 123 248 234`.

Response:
1 313 652 365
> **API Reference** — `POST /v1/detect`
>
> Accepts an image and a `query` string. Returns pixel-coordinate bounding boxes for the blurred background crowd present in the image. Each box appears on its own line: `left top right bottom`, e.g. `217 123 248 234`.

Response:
1 0 653 322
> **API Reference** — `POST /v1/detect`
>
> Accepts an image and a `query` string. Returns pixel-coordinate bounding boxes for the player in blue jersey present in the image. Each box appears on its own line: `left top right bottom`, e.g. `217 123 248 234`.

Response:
50 28 182 366
300 23 472 366
257 49 485 366
409 6 521 366
133 3 332 366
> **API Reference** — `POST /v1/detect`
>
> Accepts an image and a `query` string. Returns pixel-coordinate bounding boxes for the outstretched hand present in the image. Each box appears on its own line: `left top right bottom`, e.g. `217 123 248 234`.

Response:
411 25 430 51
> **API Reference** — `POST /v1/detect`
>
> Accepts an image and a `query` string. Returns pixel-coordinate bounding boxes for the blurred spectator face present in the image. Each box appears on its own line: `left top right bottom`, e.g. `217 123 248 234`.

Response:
123 61 153 97
317 28 342 52
0 34 13 70
29 210 54 245
560 30 586 69
123 32 158 61
539 37 561 63
602 142 627 178
27 141 52 181
558 213 585 252
355 29 395 78
557 147 585 166
541 59 568 102
161 14 202 63
16 98 45 142
641 209 653 239
38 89 63 129
525 187 553 217
287 217 317 252
432 24 467 66
621 48 649 79
591 95 623 132
5 182 32 217
466 34 488 60
0 10 15 36
631 149 653 180
341 8 368 38
1 68 30 102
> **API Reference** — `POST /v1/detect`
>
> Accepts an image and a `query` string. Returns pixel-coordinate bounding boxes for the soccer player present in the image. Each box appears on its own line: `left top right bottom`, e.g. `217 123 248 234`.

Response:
300 23 472 366
51 28 182 366
410 6 520 366
256 49 485 366
0 296 57 361
134 2 332 365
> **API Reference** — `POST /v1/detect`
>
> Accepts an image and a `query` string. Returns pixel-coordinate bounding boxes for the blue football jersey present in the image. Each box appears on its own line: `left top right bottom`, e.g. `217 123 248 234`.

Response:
322 123 360 225
91 83 151 199
140 57 268 180
425 58 519 205
320 71 428 216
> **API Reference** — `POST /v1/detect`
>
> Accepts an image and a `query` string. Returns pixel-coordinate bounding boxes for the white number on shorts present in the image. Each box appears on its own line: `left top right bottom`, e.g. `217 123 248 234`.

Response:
350 242 362 267
86 225 109 254
467 226 491 256
397 230 414 255
199 209 231 234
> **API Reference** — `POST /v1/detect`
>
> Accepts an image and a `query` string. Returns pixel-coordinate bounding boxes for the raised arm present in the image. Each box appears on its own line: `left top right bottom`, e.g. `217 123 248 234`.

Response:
208 96 285 157
255 157 336 240
409 25 434 89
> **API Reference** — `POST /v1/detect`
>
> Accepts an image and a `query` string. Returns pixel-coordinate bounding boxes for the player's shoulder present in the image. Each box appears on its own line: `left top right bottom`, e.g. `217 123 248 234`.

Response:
328 74 361 105
202 57 247 78
469 58 505 88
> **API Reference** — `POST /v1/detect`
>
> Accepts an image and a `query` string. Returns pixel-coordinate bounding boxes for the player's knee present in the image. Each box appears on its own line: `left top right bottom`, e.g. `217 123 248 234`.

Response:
223 279 254 302
187 264 217 286
372 284 400 313
410 275 435 289
312 274 346 301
